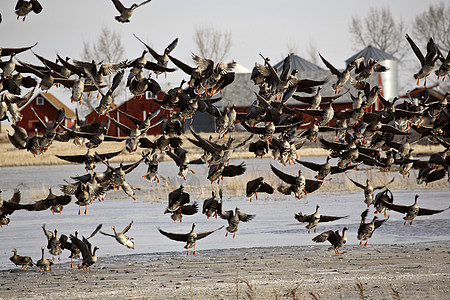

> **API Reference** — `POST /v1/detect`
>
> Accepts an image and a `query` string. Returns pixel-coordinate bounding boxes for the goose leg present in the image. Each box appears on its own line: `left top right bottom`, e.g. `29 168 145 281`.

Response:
364 240 368 247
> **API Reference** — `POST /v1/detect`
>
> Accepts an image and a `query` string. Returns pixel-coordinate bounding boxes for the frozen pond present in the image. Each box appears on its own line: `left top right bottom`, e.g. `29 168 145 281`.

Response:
1 159 449 270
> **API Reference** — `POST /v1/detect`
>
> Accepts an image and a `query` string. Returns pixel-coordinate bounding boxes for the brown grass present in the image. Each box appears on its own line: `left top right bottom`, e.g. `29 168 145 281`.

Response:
1 127 444 167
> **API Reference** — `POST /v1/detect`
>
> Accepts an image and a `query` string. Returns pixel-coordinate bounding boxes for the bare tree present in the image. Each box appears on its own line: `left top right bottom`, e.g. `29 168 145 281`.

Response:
79 27 126 117
349 7 408 60
412 2 450 50
193 27 232 62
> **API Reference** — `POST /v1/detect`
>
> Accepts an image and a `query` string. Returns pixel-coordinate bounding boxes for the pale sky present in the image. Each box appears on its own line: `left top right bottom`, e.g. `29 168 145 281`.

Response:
0 0 445 111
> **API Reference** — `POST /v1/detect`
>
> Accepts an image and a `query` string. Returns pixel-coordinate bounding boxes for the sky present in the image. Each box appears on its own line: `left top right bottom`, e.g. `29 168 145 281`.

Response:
0 0 446 112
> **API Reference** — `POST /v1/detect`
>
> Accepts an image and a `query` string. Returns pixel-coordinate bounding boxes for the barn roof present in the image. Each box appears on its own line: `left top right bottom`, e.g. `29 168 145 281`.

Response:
345 45 398 65
274 53 323 72
40 92 76 118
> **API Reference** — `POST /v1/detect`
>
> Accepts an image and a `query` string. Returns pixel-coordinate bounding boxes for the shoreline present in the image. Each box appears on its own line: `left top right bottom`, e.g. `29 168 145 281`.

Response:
1 241 449 299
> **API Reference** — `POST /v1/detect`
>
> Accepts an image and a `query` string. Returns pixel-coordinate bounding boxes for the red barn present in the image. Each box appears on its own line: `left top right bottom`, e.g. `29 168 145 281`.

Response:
16 92 76 134
85 92 166 137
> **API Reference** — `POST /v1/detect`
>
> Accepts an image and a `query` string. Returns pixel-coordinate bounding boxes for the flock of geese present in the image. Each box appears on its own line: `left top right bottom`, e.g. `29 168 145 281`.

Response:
1 12 450 271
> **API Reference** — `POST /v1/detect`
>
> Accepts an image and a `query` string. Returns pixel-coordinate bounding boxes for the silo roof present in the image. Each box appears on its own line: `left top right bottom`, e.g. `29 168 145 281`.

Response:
345 45 398 65
274 53 323 72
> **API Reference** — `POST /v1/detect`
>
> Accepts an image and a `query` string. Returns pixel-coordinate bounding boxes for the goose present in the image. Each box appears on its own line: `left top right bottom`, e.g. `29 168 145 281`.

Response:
15 0 42 21
42 224 62 261
36 247 53 271
435 48 450 80
133 34 178 78
207 161 246 184
347 177 395 207
142 150 164 182
0 189 21 227
56 149 122 172
405 34 439 87
295 204 347 234
292 87 348 109
373 188 393 217
10 248 33 270
319 53 355 94
382 194 449 225
202 190 222 219
296 156 356 181
270 164 322 200
166 147 196 180
357 209 388 246
111 0 152 23
30 107 65 153
245 177 274 201
23 187 71 215
100 221 135 249
2 88 35 123
312 226 349 254
60 233 81 268
352 57 389 85
60 225 101 268
158 224 223 256
220 207 255 238
70 234 99 271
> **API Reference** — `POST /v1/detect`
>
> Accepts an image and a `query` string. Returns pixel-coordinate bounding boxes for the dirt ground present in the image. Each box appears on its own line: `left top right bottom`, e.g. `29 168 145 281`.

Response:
1 242 449 299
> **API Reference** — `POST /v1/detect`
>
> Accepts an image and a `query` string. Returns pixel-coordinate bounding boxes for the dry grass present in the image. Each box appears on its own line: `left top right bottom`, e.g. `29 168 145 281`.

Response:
1 126 445 167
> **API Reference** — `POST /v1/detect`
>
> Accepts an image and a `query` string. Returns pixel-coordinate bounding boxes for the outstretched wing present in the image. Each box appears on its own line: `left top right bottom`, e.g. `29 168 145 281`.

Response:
417 206 449 216
197 226 224 240
270 164 297 185
158 228 188 242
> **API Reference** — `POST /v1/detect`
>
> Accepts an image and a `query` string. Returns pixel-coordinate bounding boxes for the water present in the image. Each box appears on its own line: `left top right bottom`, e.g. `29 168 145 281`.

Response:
1 159 449 270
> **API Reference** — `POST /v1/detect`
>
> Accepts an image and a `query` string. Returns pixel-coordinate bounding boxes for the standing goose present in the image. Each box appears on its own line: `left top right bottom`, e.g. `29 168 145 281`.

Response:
312 226 349 254
36 247 53 271
357 209 388 246
382 194 449 225
42 224 62 261
9 249 33 270
220 207 255 238
295 204 347 234
100 221 135 249
111 0 152 23
158 223 223 256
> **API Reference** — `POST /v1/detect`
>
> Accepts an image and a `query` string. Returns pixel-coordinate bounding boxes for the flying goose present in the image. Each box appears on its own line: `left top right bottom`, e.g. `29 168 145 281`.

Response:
111 0 152 23
220 207 255 238
382 194 449 225
312 226 349 254
158 224 223 255
357 209 388 246
295 204 347 234
100 221 135 249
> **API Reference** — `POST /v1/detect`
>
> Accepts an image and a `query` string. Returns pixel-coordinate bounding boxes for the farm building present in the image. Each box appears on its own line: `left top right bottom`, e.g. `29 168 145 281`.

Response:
16 92 76 134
